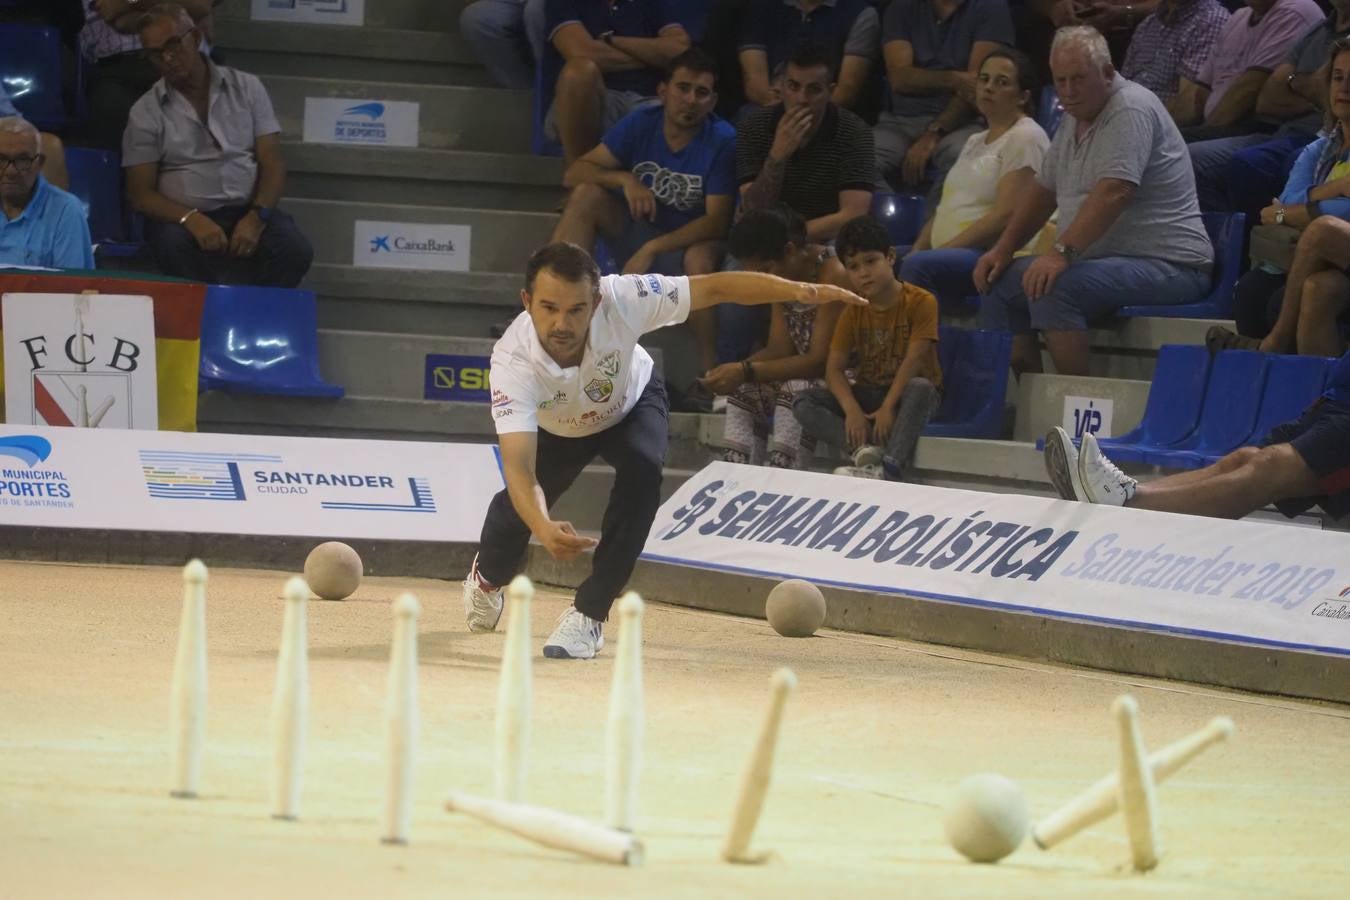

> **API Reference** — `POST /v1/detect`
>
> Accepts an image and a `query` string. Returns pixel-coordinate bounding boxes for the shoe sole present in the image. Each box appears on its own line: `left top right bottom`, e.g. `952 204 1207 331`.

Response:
541 635 604 660
853 446 884 468
1044 428 1085 502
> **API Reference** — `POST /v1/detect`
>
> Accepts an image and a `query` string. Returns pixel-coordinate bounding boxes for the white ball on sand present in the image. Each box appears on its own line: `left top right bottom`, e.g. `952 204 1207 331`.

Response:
765 579 826 637
303 541 363 601
943 773 1030 863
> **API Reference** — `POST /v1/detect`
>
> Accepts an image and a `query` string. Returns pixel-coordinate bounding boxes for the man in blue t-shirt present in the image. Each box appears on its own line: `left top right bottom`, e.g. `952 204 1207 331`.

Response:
1045 347 1350 522
0 117 93 270
542 0 691 163
553 48 736 371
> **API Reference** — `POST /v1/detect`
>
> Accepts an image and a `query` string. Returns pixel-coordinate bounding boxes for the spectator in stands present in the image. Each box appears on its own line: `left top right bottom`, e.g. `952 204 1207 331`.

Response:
899 48 1049 308
738 42 875 241
83 0 219 150
1021 0 1155 83
876 0 1014 193
552 48 735 373
0 117 93 269
123 4 312 288
543 0 690 163
795 215 941 480
1044 348 1350 521
459 0 547 90
0 84 69 190
704 205 848 468
1190 2 1350 220
975 26 1213 377
738 0 880 110
1120 0 1230 105
1208 44 1350 358
1169 0 1323 135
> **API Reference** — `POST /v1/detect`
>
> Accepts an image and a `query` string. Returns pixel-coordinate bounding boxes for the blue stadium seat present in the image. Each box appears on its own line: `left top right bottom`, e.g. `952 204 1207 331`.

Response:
873 192 927 247
1142 350 1270 469
1037 86 1064 138
63 147 144 259
1234 353 1333 453
1096 344 1211 464
1117 212 1245 319
923 327 1011 438
198 285 344 398
0 24 68 131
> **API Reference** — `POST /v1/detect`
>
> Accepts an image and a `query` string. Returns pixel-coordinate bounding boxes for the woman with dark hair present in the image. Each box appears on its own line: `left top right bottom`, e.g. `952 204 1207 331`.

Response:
1208 37 1350 359
898 48 1050 309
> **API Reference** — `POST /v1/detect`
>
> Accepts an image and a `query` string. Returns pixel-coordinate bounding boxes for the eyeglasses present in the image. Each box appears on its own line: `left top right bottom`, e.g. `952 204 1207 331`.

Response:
142 30 197 64
0 155 41 175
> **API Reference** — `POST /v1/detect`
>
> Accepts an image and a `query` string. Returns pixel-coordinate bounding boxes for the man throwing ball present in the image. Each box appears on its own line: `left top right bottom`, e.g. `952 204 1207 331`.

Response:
463 242 866 658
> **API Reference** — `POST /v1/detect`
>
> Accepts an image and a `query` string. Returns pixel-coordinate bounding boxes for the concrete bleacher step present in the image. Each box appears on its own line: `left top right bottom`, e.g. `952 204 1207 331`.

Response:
1011 373 1149 443
215 19 489 85
282 143 565 212
219 0 455 31
261 74 532 152
284 197 556 273
945 313 1228 380
307 265 520 336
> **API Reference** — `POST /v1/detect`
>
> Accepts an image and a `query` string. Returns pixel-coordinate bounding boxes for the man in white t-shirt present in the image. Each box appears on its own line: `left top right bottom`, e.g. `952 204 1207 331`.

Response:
463 241 865 659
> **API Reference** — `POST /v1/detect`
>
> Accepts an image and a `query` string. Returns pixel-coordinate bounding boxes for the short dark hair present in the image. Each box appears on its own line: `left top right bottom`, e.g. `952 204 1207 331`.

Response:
728 205 808 262
664 46 719 87
834 216 892 264
980 47 1039 113
525 242 600 294
785 42 837 81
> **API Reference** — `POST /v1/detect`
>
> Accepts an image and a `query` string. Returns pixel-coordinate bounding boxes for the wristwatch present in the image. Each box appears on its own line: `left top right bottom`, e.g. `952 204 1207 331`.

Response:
599 30 615 45
926 122 948 138
250 204 274 223
1053 241 1080 263
1275 206 1286 225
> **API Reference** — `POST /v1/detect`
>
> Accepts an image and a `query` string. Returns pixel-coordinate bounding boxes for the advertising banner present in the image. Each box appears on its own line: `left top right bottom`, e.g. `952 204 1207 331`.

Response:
251 0 364 25
0 425 501 542
303 99 419 147
644 463 1350 656
424 354 491 403
354 221 472 273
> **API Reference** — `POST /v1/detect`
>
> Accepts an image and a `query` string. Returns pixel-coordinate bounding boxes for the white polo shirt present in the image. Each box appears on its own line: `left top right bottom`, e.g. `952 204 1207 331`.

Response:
489 273 691 437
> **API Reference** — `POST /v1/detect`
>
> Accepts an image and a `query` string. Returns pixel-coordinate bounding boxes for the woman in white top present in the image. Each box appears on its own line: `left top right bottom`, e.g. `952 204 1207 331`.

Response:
899 48 1049 309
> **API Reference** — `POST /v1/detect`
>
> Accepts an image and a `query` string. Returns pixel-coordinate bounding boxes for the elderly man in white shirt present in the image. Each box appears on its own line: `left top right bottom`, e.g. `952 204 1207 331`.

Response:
462 241 866 659
122 3 311 287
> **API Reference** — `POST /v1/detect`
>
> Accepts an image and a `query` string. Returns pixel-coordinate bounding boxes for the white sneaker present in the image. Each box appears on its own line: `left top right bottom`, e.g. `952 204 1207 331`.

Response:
542 606 604 660
832 463 884 480
1043 426 1087 502
1078 432 1138 507
461 554 503 633
852 444 884 469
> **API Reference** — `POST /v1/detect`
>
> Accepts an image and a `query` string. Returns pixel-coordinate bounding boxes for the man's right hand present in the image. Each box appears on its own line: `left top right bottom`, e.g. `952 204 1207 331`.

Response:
844 408 871 451
769 106 814 161
622 175 657 222
950 71 977 104
536 519 598 561
973 246 1014 294
185 213 228 253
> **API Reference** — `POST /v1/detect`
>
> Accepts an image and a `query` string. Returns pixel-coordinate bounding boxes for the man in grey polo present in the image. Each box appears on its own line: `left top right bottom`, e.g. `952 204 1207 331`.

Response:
876 0 1015 191
122 3 312 287
974 26 1213 377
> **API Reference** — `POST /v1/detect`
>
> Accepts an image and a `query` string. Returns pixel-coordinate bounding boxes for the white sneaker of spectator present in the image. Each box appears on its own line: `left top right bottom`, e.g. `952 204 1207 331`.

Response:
1077 432 1138 506
1043 426 1087 501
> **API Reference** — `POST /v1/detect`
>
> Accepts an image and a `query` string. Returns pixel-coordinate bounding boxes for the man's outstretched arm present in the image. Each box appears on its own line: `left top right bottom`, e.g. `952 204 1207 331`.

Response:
688 271 867 310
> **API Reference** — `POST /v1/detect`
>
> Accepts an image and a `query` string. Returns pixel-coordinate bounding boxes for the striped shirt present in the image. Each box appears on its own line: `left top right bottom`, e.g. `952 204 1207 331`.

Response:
735 103 875 222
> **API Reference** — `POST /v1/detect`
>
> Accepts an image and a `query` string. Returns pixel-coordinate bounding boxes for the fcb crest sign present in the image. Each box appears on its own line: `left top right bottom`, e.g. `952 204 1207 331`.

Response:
2 293 159 430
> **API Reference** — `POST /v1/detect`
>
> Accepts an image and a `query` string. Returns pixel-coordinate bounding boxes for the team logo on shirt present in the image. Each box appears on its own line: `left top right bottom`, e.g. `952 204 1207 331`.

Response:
585 377 614 403
666 285 679 305
645 275 662 296
629 275 649 297
538 390 567 410
596 351 622 378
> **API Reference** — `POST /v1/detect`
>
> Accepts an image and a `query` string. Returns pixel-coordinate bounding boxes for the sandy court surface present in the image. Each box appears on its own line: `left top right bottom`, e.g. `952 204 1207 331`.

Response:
1 560 1349 899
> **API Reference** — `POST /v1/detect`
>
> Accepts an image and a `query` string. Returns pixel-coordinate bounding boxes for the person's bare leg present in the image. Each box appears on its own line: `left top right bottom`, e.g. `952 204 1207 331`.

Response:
1043 329 1090 376
40 133 68 190
1296 269 1350 358
1128 444 1320 518
553 57 605 165
683 240 724 373
1261 217 1350 353
1010 333 1043 377
551 182 625 246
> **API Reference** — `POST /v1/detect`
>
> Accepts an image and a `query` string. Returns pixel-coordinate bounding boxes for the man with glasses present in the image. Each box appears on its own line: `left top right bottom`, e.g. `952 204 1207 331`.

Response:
122 3 312 288
82 0 219 150
0 117 94 270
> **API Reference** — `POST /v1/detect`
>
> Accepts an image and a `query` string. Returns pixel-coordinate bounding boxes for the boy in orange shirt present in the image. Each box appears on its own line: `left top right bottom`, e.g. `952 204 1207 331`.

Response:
793 215 942 480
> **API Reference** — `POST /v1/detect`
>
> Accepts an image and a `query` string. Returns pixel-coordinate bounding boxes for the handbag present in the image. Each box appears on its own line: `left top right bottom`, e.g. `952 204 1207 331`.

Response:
1248 223 1301 272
